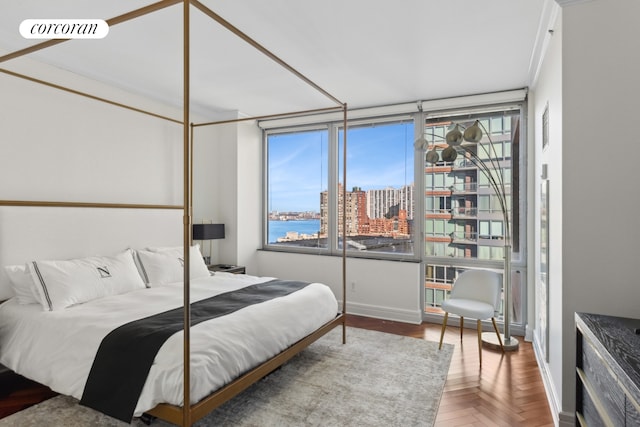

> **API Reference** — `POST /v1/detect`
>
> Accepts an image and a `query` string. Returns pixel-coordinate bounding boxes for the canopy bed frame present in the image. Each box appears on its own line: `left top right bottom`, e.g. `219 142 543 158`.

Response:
0 1 348 426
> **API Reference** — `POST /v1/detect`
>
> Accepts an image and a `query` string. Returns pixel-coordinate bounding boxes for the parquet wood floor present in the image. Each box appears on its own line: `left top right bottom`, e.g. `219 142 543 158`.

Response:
346 315 554 427
0 314 554 426
0 370 57 419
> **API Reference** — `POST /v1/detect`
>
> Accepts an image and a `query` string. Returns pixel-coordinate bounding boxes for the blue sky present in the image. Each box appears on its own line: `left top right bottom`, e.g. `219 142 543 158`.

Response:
268 122 414 212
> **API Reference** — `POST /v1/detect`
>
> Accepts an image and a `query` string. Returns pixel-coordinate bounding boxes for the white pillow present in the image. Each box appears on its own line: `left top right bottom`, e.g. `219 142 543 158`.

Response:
29 249 146 311
136 245 210 286
4 264 39 304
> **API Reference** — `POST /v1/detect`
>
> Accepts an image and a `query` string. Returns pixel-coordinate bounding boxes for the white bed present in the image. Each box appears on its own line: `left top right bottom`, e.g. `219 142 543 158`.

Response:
0 272 338 418
0 3 348 422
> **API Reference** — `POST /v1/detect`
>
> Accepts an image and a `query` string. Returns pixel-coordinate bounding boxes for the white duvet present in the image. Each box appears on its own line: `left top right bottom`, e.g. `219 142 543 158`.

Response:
0 273 338 417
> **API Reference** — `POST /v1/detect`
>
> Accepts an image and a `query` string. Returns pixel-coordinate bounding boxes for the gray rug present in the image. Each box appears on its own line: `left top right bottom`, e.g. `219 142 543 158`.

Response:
1 327 453 427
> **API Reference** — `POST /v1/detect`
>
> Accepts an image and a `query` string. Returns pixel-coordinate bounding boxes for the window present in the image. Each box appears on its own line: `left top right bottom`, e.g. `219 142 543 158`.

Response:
336 120 414 256
265 118 415 258
422 106 526 329
262 99 526 332
478 220 504 239
266 128 328 249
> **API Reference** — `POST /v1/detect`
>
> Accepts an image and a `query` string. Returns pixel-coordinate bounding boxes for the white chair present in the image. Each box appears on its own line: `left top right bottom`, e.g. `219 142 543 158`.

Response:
438 269 505 366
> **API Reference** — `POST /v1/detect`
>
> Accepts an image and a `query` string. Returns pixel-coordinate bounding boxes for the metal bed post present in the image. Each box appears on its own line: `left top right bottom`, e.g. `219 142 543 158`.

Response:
182 1 191 426
342 103 348 344
1 1 350 424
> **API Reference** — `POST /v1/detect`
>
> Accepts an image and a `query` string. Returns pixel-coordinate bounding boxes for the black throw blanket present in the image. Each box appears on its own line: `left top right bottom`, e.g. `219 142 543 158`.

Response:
80 279 311 422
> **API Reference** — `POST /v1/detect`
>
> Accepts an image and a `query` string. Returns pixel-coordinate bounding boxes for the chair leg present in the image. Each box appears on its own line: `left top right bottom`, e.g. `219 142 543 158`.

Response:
491 317 505 353
477 319 483 367
460 316 464 341
439 312 448 350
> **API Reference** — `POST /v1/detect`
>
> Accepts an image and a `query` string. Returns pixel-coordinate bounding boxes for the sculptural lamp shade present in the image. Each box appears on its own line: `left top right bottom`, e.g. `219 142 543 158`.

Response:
420 120 519 351
192 223 225 265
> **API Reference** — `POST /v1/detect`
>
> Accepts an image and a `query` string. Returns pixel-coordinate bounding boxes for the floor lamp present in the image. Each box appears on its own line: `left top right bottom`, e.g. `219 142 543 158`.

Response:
418 120 519 351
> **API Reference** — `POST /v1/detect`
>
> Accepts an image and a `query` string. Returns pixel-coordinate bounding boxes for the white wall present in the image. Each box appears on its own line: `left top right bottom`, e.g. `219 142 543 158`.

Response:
235 120 262 272
257 251 422 323
530 3 564 424
532 1 640 424
192 117 262 270
192 120 236 265
0 58 184 206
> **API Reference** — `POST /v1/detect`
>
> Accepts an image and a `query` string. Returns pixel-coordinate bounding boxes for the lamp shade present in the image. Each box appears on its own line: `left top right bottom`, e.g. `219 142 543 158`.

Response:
445 124 463 146
193 223 225 240
463 120 483 142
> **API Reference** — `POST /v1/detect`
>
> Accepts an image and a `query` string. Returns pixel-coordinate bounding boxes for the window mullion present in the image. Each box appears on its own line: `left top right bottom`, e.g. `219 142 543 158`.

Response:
328 123 339 254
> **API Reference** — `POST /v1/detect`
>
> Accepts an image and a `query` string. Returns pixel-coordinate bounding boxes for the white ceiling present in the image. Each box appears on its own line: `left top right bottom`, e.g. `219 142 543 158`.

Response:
0 0 549 118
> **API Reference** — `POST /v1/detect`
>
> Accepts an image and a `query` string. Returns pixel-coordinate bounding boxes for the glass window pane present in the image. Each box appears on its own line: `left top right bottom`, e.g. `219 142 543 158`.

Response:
491 116 503 134
267 129 328 248
478 246 490 259
426 174 433 188
479 195 490 212
491 246 504 260
445 174 455 188
493 142 503 158
338 121 414 255
491 195 500 211
492 220 504 237
446 222 455 235
479 220 490 237
426 289 434 305
478 143 491 160
424 107 523 332
426 219 434 234
504 167 512 184
479 173 489 187
425 241 434 256
480 119 490 134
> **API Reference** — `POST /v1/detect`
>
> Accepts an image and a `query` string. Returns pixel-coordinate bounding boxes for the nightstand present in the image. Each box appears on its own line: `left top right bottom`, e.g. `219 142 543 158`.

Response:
208 264 246 274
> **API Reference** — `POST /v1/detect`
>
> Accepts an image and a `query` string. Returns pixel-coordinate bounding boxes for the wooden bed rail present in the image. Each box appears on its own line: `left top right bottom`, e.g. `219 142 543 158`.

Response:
146 314 346 426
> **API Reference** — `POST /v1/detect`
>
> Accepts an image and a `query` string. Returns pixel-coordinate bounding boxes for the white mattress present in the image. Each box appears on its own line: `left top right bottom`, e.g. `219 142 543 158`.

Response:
0 273 338 416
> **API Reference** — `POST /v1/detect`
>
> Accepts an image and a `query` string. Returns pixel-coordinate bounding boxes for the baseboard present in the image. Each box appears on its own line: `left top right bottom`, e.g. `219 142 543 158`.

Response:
558 411 574 427
525 324 534 342
339 300 422 324
533 333 562 427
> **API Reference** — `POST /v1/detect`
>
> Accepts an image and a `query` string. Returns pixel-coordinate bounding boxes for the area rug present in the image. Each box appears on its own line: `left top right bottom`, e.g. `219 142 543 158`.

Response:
0 327 453 427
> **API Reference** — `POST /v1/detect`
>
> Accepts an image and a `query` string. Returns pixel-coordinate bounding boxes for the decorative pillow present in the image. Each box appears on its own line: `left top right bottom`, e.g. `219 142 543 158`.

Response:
136 245 210 286
4 264 39 304
29 249 146 311
146 244 211 277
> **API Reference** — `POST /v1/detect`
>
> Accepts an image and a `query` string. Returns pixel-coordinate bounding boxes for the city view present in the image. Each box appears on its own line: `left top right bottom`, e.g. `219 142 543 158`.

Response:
268 183 414 252
266 121 415 253
266 110 521 317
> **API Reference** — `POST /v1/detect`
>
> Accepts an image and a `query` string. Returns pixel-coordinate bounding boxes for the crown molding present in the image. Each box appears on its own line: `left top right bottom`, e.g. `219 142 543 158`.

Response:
555 0 595 6
528 0 560 87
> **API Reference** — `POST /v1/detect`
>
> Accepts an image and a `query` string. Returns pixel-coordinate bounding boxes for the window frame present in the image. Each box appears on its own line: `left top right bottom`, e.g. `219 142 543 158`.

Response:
263 124 331 255
263 115 419 261
419 102 528 336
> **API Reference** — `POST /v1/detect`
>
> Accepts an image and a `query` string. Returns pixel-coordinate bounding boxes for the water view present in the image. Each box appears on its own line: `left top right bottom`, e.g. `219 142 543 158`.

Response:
268 219 321 243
